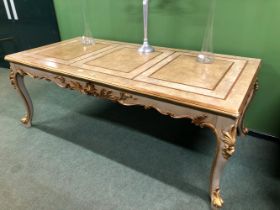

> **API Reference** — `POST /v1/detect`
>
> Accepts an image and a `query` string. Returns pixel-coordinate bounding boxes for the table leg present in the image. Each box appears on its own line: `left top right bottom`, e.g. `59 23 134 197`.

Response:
9 68 33 127
210 123 237 208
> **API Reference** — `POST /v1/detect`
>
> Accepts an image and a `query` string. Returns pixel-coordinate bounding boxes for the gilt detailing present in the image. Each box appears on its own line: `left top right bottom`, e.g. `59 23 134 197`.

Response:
221 125 237 159
212 188 224 208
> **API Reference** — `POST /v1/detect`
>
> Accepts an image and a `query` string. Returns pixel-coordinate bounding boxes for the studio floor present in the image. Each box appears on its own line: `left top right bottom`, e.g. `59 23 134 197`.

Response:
0 68 279 210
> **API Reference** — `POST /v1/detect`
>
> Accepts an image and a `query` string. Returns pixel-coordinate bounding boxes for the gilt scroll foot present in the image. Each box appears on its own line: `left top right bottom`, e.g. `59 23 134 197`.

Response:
211 188 224 208
210 123 237 208
10 67 34 127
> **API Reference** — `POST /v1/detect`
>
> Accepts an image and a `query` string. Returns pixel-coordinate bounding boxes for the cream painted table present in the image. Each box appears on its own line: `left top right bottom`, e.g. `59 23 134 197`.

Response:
5 37 261 208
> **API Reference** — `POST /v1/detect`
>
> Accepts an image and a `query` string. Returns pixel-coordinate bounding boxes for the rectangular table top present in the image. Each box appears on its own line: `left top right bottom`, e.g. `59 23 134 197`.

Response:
5 37 261 117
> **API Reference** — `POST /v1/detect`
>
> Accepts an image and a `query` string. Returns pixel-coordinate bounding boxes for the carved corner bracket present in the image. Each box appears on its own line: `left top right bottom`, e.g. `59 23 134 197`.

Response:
191 115 219 136
9 68 25 88
192 115 208 127
10 67 51 89
191 114 238 161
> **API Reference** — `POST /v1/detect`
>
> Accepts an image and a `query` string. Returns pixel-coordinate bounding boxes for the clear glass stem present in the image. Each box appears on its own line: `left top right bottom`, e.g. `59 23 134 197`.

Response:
81 0 94 45
197 0 216 64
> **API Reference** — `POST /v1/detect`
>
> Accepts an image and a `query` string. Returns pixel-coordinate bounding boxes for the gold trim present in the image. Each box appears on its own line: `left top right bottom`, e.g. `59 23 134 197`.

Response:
20 114 29 125
192 115 208 127
237 77 259 136
142 105 190 119
254 79 259 90
221 125 237 159
143 105 211 127
10 68 29 88
212 188 224 208
10 67 135 106
241 127 249 135
9 70 17 88
190 115 218 139
10 67 52 88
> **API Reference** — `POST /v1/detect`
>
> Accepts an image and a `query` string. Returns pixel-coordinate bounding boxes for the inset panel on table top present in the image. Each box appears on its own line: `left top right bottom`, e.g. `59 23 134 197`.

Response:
38 41 109 60
151 55 233 90
135 52 247 99
71 45 172 79
85 47 161 73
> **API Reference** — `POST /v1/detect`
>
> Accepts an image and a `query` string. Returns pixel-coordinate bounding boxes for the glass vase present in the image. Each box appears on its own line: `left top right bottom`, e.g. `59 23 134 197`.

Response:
81 0 95 45
197 0 216 64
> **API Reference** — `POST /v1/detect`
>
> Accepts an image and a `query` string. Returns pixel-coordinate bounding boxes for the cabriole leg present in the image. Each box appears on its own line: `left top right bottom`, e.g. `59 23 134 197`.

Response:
210 120 237 208
9 67 33 127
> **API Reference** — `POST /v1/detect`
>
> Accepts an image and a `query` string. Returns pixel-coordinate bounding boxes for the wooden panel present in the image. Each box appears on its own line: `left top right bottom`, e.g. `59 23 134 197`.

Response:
71 45 173 79
135 52 247 99
23 39 119 65
39 41 108 60
86 47 161 73
150 54 233 89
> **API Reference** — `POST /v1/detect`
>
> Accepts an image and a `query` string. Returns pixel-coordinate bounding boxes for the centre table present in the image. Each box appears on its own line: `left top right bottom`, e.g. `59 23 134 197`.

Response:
5 37 261 208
